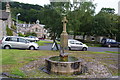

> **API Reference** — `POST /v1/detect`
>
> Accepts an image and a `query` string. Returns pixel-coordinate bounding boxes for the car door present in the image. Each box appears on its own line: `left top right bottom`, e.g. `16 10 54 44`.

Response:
7 37 19 48
74 42 83 50
69 41 76 50
17 38 29 49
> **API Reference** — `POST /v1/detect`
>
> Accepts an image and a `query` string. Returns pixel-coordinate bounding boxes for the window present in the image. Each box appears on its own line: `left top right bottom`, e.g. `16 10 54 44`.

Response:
36 28 38 32
18 38 26 43
5 37 11 41
76 43 82 45
11 37 17 42
111 40 116 42
69 41 75 44
5 37 17 42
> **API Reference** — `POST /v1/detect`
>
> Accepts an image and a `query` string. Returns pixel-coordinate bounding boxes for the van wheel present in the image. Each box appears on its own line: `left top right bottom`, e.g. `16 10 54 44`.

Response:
4 45 11 49
29 46 35 50
108 45 111 48
68 47 71 50
82 47 87 51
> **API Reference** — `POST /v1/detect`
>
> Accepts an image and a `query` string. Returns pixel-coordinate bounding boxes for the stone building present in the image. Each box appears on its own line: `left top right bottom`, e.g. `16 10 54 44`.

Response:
18 20 48 38
0 2 13 39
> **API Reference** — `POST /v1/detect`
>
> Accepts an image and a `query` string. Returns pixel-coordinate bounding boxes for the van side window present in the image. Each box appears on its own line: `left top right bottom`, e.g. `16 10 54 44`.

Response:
70 41 74 44
18 38 26 43
5 37 11 41
11 37 17 42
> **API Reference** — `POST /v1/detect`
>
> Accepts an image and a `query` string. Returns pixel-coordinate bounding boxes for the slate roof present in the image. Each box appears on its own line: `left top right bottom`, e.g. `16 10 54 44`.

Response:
0 10 9 20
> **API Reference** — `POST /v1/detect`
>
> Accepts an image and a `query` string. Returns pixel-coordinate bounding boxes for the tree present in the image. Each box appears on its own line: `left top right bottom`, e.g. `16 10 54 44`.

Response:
92 8 118 39
68 1 96 40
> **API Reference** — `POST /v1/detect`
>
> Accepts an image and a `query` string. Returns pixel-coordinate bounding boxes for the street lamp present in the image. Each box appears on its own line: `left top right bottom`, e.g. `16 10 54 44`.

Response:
16 13 21 35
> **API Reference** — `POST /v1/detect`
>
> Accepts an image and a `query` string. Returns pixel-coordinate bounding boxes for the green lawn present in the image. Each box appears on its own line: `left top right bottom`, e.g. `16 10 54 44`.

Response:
36 40 60 46
1 49 119 78
105 51 120 54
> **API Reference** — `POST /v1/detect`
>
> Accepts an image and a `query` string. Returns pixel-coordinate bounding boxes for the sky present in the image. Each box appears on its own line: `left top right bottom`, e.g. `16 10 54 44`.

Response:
11 0 120 14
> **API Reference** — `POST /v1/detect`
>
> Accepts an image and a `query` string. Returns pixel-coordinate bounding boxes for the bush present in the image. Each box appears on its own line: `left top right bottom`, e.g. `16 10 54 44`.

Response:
25 32 37 37
18 32 25 37
6 26 13 36
11 25 17 30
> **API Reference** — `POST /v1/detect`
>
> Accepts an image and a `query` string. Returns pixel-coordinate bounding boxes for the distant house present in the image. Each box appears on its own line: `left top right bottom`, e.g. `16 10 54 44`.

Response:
18 20 49 38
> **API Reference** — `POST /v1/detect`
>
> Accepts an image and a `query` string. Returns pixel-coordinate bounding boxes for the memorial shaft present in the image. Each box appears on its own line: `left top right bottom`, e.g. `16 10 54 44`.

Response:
60 16 68 50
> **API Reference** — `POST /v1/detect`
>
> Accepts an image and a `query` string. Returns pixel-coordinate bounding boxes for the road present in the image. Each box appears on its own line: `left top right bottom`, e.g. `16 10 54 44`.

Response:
0 43 119 53
39 43 119 53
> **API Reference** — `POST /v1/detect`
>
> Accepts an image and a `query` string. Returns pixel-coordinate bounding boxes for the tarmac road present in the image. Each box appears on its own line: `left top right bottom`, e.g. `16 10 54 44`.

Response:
38 43 119 53
0 43 119 53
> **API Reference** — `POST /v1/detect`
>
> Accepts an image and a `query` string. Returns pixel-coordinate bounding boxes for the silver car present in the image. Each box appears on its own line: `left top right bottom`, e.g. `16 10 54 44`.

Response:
2 36 39 50
68 39 88 51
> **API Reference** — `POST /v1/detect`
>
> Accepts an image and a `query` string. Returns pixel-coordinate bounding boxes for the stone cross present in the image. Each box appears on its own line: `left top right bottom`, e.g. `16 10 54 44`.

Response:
60 16 68 57
62 16 68 32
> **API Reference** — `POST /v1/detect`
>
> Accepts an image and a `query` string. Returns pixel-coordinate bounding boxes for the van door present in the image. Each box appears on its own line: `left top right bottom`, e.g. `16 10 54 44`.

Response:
17 38 29 49
7 37 19 48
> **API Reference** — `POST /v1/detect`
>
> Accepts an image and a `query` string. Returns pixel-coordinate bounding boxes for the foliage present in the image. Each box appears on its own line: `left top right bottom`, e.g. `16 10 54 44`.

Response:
105 51 120 54
2 1 119 41
18 32 25 37
11 25 17 30
6 26 13 36
25 32 37 37
36 40 53 46
100 8 115 14
92 9 118 38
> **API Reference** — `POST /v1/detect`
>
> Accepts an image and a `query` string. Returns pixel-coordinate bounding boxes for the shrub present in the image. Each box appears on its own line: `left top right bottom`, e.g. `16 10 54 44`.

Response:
25 32 37 37
6 26 13 36
11 25 17 30
18 32 25 37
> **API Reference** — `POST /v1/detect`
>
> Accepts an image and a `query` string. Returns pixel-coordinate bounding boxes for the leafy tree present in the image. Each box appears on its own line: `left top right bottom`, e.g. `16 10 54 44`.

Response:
68 1 95 40
100 8 115 14
92 8 118 39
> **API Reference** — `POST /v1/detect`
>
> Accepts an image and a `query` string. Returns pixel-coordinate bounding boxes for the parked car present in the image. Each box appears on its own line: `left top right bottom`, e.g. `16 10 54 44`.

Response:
68 39 88 51
101 38 120 47
25 36 39 42
2 36 39 50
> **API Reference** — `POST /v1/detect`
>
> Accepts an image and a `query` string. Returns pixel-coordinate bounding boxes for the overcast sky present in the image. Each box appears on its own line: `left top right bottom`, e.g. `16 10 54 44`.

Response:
12 0 120 14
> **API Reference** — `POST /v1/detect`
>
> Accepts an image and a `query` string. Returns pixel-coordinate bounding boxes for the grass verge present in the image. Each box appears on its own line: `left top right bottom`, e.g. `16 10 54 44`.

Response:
1 49 118 78
36 40 60 46
105 51 120 54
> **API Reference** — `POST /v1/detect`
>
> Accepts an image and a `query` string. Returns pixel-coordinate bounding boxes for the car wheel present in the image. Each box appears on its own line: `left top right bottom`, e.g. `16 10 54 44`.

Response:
82 47 87 51
68 47 71 50
108 45 111 48
4 45 11 49
29 46 35 50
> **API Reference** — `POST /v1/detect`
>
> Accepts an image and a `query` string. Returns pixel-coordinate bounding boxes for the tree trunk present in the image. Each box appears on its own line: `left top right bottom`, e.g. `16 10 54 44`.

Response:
73 32 76 39
83 33 86 41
